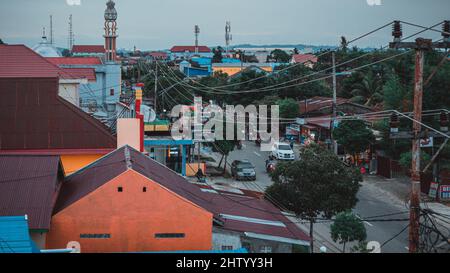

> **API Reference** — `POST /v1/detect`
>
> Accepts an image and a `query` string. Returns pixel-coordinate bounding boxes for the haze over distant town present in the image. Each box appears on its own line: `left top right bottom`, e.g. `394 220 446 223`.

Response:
1 0 449 50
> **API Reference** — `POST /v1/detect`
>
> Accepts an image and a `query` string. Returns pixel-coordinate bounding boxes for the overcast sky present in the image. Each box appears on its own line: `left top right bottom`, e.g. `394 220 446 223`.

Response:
0 0 449 50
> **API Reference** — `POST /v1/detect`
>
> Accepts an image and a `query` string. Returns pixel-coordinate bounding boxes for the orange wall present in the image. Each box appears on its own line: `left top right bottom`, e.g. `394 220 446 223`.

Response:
46 170 213 253
212 66 273 76
61 154 106 175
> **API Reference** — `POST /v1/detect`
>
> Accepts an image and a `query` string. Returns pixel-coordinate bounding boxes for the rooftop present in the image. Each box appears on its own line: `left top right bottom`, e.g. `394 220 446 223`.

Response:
71 45 106 54
171 46 212 53
54 146 310 243
0 155 63 230
47 57 103 66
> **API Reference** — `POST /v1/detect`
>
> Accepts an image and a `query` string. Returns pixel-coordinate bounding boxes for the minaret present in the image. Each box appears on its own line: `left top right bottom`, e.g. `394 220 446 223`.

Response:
104 0 118 62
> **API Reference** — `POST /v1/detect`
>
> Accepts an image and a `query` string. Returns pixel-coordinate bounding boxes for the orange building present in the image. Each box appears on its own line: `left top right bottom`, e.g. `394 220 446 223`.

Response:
46 146 213 252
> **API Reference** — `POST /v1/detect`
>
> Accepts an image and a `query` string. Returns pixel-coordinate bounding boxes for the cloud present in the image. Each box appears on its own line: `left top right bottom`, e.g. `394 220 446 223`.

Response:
66 0 81 6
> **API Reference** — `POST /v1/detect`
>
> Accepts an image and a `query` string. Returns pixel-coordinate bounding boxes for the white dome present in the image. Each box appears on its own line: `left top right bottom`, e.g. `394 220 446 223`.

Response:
32 36 61 58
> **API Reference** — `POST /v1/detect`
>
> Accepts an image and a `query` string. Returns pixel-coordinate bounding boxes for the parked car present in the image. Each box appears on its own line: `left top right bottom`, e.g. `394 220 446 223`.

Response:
271 142 295 160
231 160 256 181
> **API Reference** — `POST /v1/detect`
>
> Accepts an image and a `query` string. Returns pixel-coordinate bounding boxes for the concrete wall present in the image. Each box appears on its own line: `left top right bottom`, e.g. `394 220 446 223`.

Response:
74 63 121 114
58 83 80 107
46 169 213 253
241 237 293 253
212 229 242 251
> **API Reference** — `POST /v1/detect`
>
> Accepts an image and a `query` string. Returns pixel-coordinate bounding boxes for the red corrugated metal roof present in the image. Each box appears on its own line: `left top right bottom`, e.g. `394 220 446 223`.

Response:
0 45 61 78
292 54 318 64
0 155 63 230
72 45 105 54
0 73 116 150
54 146 310 242
299 96 351 114
60 68 96 81
46 57 103 66
170 46 211 53
0 45 93 81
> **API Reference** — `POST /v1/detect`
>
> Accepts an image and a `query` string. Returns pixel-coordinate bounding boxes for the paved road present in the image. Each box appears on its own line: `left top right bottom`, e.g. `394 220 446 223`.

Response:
210 141 410 253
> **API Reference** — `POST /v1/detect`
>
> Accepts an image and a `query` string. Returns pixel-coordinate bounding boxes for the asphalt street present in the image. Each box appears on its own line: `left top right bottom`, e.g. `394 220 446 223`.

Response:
207 141 410 253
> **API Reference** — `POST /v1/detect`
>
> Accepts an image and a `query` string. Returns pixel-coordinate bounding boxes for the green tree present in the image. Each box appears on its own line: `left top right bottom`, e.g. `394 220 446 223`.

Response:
330 211 367 253
277 98 299 120
0 38 4 44
350 71 383 106
383 74 410 111
212 46 224 63
270 49 291 63
211 140 236 174
399 151 431 170
266 144 362 252
333 120 375 161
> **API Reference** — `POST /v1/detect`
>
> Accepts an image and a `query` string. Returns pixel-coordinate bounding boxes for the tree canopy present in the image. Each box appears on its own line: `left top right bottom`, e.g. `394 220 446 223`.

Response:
333 120 375 156
266 144 362 251
330 211 367 253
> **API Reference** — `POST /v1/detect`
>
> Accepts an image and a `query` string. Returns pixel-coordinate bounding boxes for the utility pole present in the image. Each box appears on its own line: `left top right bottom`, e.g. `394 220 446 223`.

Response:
331 51 338 155
50 15 54 45
154 62 158 113
389 20 450 253
195 25 200 54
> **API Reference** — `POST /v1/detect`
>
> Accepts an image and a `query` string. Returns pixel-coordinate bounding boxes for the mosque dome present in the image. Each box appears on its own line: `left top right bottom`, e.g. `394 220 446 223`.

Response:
32 29 61 58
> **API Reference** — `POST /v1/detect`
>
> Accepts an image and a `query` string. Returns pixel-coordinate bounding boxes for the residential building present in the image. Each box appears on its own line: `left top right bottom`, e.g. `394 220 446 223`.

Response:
291 54 318 68
170 46 213 60
147 51 169 61
0 44 117 175
45 146 310 253
293 96 374 145
212 63 274 77
0 155 64 249
47 57 122 119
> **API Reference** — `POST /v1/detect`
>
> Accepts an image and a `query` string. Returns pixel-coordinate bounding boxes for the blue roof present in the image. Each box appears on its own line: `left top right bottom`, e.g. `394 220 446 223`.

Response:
0 216 40 253
222 58 241 64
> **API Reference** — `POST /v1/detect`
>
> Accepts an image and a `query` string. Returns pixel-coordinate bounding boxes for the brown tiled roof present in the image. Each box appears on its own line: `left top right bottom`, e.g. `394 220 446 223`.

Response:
54 146 310 242
0 155 63 230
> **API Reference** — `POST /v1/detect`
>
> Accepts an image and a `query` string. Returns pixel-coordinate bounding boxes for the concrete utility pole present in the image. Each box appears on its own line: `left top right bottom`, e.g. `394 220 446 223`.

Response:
154 62 158 113
389 20 450 253
331 51 338 155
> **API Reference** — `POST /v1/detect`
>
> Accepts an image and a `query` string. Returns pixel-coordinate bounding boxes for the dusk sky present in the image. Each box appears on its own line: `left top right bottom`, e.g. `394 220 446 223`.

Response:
0 0 449 50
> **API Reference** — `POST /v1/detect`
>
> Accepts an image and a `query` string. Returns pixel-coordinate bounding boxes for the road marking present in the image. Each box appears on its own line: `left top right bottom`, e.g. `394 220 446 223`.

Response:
253 152 262 157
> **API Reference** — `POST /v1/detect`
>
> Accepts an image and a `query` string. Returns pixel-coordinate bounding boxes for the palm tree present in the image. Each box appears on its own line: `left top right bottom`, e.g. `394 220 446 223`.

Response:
350 71 383 106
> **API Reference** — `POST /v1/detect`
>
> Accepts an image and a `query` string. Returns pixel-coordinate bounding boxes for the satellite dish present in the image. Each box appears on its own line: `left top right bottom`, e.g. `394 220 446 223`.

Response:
141 105 156 123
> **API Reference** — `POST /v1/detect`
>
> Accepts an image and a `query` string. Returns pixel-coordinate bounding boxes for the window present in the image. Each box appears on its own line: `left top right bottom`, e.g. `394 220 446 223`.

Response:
110 88 115 96
143 187 147 192
118 187 123 192
221 246 233 251
260 246 272 253
155 233 185 239
80 234 111 239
